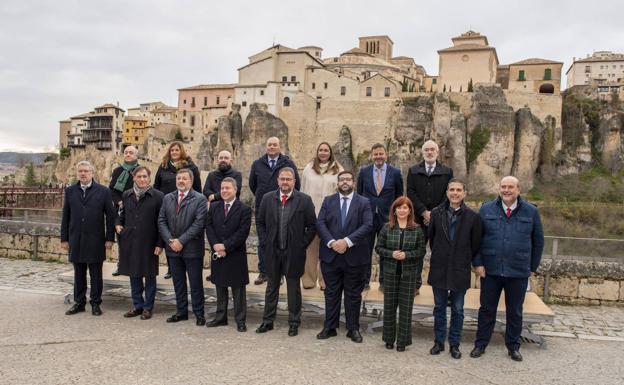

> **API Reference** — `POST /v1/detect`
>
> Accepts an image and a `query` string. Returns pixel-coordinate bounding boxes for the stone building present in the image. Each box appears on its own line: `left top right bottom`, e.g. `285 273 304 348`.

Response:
566 51 624 88
122 116 148 147
506 58 563 95
81 103 125 152
58 120 71 149
437 30 499 92
65 112 92 149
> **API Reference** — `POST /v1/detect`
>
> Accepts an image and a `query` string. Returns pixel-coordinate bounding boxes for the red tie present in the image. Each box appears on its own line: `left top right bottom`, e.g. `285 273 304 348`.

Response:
224 203 230 216
177 192 185 213
281 194 287 206
506 207 512 218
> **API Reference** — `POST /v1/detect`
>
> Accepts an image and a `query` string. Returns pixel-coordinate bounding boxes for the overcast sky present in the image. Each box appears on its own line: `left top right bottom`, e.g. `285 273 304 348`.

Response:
1 0 622 152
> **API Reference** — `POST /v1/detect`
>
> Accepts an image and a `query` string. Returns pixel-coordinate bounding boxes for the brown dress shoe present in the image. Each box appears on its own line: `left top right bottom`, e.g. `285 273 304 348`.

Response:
124 309 142 318
140 310 152 320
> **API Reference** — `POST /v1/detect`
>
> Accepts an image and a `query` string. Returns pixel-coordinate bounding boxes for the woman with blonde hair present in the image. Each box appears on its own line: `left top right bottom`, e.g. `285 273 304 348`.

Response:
301 142 343 290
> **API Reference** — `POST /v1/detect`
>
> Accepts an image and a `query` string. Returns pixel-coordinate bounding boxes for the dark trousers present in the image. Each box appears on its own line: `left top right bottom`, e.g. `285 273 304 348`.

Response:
321 257 367 331
214 285 247 325
256 221 266 275
475 275 528 351
262 249 302 326
130 276 157 311
382 261 417 347
169 256 205 317
366 222 384 285
73 262 103 306
432 287 466 347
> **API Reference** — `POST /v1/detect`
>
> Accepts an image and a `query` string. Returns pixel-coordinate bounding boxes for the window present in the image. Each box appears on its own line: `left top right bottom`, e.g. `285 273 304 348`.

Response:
312 82 316 90
291 76 296 82
585 66 591 73
340 86 346 96
518 70 525 81
242 101 247 107
183 99 186 104
366 87 372 97
190 129 194 134
135 136 139 141
216 96 220 104
191 97 195 107
260 90 264 96
183 110 186 117
282 76 287 82
384 87 390 97
324 82 328 89
126 128 130 133
190 116 195 126
432 78 437 84
204 97 207 106
544 68 552 80
283 97 290 107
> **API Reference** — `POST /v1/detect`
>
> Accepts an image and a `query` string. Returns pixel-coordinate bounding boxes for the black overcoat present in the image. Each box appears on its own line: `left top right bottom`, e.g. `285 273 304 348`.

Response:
205 200 252 287
406 161 453 223
60 181 115 263
153 159 202 195
256 190 316 279
116 188 164 277
427 202 483 291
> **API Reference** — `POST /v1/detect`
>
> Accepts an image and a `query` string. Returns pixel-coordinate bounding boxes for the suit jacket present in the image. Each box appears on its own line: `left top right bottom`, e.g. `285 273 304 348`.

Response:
61 181 115 264
316 193 373 266
205 199 252 287
158 189 207 259
406 160 453 223
256 190 316 278
356 163 404 228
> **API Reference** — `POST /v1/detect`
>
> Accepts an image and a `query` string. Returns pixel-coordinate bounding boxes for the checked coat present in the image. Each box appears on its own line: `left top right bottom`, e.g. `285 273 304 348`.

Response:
375 223 426 347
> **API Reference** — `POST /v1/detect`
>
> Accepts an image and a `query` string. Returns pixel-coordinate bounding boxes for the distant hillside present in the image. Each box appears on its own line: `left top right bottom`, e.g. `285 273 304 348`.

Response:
0 152 55 166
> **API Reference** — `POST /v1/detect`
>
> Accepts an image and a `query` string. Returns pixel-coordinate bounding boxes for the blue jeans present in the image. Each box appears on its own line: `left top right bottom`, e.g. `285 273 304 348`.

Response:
432 287 466 347
130 276 157 311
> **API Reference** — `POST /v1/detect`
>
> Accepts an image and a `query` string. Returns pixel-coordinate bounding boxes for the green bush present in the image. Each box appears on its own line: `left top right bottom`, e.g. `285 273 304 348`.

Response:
467 125 491 166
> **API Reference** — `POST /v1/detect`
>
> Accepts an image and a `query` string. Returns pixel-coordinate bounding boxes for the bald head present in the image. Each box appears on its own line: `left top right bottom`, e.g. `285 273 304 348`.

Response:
500 176 521 206
266 137 281 157
123 146 138 163
217 150 233 171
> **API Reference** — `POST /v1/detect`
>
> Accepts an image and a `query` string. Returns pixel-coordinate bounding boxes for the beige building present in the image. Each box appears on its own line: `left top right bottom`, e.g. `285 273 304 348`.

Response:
123 116 148 147
507 58 563 95
65 112 92 148
59 120 71 149
178 84 235 135
566 51 624 88
437 31 499 92
81 103 125 152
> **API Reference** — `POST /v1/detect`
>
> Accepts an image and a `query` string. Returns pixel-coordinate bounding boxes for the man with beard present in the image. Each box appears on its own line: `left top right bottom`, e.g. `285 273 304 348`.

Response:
203 150 243 202
316 170 373 343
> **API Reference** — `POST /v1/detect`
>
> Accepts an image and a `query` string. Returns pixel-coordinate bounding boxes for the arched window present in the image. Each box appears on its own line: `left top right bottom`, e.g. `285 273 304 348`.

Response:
283 97 290 107
539 83 554 94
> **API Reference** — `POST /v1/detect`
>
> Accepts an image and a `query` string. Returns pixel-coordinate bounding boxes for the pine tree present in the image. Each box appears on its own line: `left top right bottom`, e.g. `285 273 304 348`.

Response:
24 163 37 187
468 78 474 92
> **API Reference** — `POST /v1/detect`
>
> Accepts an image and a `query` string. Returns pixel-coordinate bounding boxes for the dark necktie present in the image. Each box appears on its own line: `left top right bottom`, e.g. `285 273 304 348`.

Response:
224 203 230 216
341 196 348 228
427 166 433 176
506 207 512 218
270 159 276 169
177 192 185 213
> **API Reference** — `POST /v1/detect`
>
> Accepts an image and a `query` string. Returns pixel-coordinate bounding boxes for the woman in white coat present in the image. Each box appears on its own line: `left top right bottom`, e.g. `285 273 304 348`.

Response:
301 142 344 290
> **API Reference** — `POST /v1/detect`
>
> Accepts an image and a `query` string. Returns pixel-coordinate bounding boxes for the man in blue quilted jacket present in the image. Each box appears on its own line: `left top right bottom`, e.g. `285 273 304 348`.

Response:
470 176 544 362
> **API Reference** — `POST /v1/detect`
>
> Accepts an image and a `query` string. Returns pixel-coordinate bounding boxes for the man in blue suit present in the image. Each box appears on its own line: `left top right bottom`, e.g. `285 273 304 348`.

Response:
356 143 403 291
316 170 373 343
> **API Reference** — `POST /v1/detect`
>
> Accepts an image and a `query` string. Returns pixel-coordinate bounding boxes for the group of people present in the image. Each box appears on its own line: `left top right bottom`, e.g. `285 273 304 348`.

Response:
61 136 544 362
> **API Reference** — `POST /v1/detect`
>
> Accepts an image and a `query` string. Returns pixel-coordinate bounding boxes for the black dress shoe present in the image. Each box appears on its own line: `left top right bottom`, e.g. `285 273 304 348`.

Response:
385 342 394 350
396 346 405 352
316 328 337 339
254 273 267 285
237 324 247 332
111 269 120 276
65 304 85 315
164 271 172 279
346 330 363 343
364 283 371 290
508 349 523 362
205 275 211 282
196 316 206 326
206 319 228 327
166 313 188 323
430 342 445 355
470 346 486 358
288 325 298 337
255 323 274 333
124 309 142 318
450 345 462 359
91 304 102 316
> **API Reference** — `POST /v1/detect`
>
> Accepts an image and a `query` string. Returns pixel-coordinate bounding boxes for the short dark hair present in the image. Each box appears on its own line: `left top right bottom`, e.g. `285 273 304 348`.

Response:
447 178 466 191
221 177 238 190
337 170 355 180
132 166 151 177
371 143 386 152
176 168 194 181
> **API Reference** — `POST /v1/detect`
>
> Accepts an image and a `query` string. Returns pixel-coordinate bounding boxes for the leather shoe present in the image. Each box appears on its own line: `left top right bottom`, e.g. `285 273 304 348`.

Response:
508 349 523 362
316 328 337 339
288 325 298 337
450 345 462 359
140 309 152 320
430 342 445 355
91 304 102 316
206 319 228 327
166 313 188 323
111 269 120 276
470 346 486 358
346 330 363 343
163 271 172 279
237 324 247 332
396 346 405 352
123 309 142 318
65 304 85 315
196 316 206 326
414 288 420 296
385 342 394 350
205 275 211 282
254 273 267 285
255 323 274 333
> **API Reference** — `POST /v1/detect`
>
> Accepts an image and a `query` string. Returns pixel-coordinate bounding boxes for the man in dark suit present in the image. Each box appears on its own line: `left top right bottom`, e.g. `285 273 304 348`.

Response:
158 168 208 326
203 150 243 203
406 139 453 293
316 170 373 343
62 160 115 316
356 143 403 291
255 167 316 337
205 177 252 332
